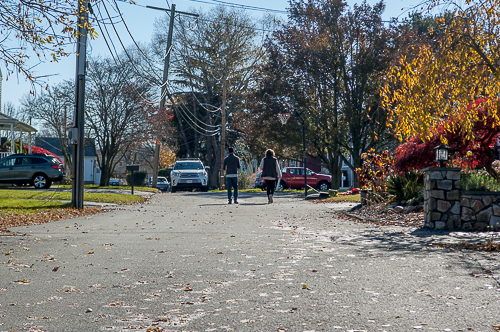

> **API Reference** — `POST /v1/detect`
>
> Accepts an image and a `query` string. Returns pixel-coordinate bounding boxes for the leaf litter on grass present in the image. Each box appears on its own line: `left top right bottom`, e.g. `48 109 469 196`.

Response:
0 207 103 233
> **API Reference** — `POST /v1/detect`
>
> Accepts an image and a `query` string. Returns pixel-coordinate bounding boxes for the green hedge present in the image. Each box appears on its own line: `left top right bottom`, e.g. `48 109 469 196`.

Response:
159 168 172 179
126 170 147 186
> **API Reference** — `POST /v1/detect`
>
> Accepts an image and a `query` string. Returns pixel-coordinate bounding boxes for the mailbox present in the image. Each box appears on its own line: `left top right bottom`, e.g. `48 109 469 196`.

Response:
126 164 140 171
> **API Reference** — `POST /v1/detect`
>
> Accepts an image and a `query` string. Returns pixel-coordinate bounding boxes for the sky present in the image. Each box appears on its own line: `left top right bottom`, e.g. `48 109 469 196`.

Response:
0 0 424 112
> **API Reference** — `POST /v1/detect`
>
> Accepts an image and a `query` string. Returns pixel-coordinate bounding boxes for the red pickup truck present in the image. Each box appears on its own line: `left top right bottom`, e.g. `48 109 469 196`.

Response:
278 167 331 191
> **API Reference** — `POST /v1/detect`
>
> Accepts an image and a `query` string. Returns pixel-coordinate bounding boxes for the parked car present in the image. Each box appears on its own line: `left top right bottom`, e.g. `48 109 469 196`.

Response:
170 158 209 192
0 153 64 189
279 167 331 191
148 176 170 191
254 171 266 191
109 178 120 186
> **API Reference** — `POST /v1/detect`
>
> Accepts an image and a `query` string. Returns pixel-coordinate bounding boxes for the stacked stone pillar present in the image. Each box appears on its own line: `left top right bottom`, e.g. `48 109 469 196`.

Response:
423 167 461 230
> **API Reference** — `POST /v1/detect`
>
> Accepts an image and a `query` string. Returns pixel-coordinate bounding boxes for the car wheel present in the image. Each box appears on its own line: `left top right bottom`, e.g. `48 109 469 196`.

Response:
32 174 51 189
276 180 286 191
201 186 208 192
171 187 177 193
317 181 329 192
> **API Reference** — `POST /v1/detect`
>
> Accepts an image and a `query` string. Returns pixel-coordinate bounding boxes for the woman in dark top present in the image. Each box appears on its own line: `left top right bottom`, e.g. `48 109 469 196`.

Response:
259 149 282 204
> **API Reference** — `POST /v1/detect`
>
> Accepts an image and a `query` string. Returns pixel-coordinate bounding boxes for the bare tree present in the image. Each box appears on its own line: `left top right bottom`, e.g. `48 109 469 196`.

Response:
85 55 153 186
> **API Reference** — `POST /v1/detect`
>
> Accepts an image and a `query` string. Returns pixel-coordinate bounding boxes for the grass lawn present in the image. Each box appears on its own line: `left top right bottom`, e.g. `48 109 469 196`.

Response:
0 188 148 230
0 190 145 209
321 194 360 203
52 184 157 192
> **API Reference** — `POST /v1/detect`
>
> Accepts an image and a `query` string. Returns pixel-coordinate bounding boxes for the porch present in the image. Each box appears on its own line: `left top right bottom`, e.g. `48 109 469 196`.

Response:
0 112 37 158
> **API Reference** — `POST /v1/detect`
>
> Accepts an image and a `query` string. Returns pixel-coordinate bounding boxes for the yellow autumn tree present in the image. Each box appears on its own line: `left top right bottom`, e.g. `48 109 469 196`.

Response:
382 0 500 142
159 147 176 169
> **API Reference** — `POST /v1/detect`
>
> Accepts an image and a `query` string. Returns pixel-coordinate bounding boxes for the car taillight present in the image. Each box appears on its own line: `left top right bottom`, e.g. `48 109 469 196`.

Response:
52 165 60 170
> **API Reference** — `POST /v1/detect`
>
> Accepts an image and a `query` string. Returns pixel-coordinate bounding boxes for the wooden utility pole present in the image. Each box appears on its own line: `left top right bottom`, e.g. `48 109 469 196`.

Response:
148 4 198 188
72 0 89 209
220 77 227 189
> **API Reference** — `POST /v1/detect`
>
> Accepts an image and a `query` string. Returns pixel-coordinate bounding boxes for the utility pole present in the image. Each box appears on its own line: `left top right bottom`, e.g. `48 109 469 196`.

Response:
148 4 198 188
220 77 227 189
72 0 89 209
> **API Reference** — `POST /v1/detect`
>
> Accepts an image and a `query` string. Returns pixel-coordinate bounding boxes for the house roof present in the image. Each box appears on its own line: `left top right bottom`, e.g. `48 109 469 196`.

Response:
0 112 37 133
35 137 97 157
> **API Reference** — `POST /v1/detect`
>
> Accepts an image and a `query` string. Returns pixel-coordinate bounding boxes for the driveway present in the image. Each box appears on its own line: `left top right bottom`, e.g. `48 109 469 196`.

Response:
0 191 499 331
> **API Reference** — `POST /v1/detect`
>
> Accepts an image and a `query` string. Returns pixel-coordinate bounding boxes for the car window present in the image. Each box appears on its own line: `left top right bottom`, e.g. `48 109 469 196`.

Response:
31 157 48 164
0 158 16 167
174 162 203 170
20 157 33 165
158 178 167 183
306 170 313 176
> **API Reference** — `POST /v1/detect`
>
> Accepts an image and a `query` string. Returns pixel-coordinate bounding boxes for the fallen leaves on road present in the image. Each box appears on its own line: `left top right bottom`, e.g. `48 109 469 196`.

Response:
0 207 103 232
439 239 500 252
334 204 424 228
13 279 31 284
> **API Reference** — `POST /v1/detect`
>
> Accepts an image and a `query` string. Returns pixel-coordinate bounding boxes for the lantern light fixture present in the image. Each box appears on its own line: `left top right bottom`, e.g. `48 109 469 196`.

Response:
435 144 449 168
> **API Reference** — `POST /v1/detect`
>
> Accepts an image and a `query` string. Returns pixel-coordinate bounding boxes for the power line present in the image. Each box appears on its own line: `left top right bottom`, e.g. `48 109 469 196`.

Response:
112 0 166 68
91 4 167 108
185 0 288 14
100 0 163 84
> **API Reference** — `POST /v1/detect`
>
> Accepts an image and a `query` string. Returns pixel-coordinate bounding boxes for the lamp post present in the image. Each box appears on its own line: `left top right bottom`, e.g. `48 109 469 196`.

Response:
435 144 449 167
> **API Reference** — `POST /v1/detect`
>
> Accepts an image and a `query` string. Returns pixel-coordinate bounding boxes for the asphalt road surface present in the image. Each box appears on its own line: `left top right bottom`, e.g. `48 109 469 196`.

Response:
1 191 499 332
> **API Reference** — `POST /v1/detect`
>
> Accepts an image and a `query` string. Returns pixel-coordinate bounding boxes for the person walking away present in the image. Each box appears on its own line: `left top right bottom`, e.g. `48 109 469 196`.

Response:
223 147 241 204
259 149 282 204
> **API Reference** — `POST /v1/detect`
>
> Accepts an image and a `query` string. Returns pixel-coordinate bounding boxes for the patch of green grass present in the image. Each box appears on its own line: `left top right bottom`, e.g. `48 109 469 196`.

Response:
0 189 145 209
53 184 156 192
0 199 71 210
321 194 360 203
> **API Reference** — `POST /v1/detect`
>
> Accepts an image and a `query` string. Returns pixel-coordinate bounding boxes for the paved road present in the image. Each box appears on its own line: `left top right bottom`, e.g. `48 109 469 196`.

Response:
1 192 499 332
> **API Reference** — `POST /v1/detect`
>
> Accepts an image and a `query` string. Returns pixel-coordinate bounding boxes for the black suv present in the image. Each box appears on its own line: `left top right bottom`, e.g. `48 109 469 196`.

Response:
0 153 64 189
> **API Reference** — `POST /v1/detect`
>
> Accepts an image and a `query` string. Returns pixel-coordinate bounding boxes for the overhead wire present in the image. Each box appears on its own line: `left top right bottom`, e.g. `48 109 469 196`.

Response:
101 0 163 84
171 101 221 135
185 0 288 14
96 1 217 137
92 4 165 108
167 86 221 134
112 0 170 66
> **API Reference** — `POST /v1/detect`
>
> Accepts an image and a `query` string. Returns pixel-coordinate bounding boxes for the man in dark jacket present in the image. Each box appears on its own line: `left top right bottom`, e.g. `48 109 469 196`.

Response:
223 147 241 204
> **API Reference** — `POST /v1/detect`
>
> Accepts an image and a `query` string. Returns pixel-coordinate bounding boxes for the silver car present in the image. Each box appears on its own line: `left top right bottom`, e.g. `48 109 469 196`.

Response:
148 176 170 191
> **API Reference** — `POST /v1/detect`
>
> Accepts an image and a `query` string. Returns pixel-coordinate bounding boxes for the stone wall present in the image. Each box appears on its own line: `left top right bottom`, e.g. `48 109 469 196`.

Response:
461 192 500 230
423 167 500 230
423 167 461 230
